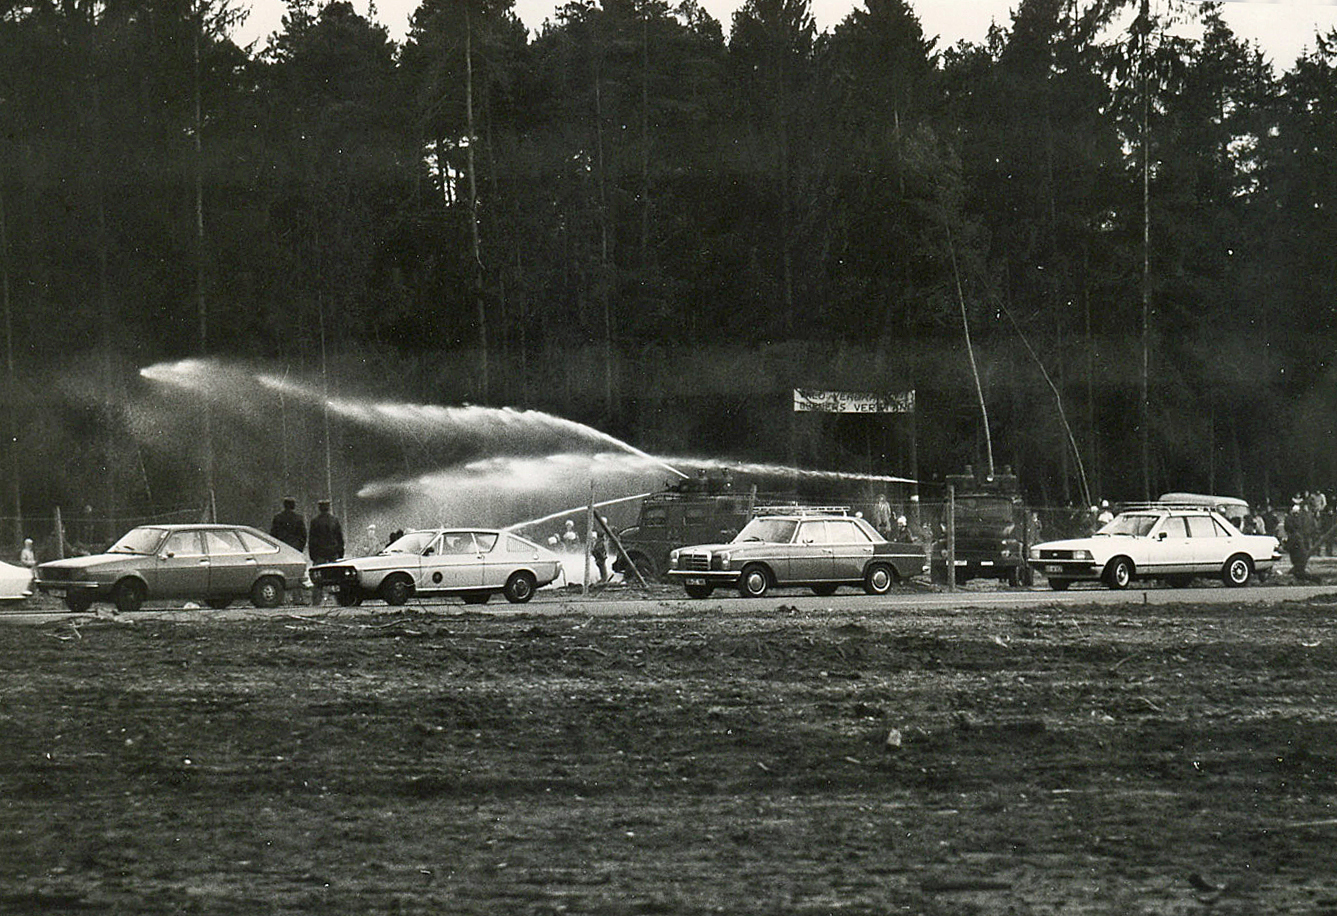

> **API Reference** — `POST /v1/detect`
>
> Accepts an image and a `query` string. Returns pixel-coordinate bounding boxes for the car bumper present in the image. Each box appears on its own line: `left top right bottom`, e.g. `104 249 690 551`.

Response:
310 566 359 587
1035 561 1100 581
35 578 109 596
666 570 739 586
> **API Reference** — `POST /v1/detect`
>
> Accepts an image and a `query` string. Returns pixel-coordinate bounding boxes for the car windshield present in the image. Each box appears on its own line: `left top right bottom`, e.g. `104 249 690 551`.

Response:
733 518 798 544
382 531 437 555
108 527 167 554
1098 513 1160 537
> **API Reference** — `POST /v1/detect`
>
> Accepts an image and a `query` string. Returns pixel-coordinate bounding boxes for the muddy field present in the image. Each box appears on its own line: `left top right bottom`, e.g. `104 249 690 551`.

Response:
3 592 1337 915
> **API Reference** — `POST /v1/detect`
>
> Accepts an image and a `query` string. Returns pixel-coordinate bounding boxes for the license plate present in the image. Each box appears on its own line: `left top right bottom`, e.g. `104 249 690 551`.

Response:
686 578 707 586
953 560 967 566
1045 565 1064 574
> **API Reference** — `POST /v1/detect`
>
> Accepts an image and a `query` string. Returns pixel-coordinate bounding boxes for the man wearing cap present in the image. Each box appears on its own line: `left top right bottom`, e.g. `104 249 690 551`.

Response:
308 499 345 605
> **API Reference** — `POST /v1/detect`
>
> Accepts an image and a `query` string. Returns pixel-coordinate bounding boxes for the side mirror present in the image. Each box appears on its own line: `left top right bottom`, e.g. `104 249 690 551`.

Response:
1156 531 1167 541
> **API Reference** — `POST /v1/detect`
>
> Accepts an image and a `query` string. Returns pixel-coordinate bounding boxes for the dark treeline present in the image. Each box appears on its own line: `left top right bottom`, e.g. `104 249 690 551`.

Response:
3 0 1337 534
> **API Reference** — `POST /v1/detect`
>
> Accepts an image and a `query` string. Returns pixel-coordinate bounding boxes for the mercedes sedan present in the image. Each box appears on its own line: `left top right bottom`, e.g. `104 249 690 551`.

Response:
666 511 928 598
34 524 309 613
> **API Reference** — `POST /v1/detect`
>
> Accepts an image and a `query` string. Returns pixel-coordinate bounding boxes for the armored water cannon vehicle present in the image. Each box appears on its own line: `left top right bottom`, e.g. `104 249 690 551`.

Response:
931 465 1038 586
610 469 761 581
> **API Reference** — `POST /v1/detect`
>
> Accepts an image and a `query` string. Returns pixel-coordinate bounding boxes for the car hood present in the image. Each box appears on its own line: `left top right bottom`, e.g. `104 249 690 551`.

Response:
39 554 143 572
324 554 419 571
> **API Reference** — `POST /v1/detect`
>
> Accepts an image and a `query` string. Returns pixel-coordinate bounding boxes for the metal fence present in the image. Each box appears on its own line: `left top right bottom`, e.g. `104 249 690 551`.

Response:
0 506 207 565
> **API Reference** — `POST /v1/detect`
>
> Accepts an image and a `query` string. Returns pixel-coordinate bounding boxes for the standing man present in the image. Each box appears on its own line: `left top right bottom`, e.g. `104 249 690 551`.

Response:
270 497 307 552
308 499 345 605
270 497 308 604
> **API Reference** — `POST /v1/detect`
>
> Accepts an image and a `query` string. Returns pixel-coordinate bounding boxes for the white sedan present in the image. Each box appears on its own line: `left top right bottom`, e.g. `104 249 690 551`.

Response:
0 559 34 602
1031 505 1280 590
309 528 564 606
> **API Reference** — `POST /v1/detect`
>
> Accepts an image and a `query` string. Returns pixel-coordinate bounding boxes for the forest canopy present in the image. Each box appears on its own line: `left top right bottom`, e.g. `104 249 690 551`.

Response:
2 0 1336 537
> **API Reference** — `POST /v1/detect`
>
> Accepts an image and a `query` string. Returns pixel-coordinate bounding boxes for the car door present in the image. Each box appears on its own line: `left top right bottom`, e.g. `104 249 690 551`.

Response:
825 518 874 581
154 530 208 598
1185 514 1230 572
202 528 258 597
418 532 485 593
788 520 834 582
1148 516 1194 575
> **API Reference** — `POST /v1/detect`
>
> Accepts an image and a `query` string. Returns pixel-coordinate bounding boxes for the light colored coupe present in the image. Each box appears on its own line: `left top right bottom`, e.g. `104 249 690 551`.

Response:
309 528 564 606
1031 504 1280 590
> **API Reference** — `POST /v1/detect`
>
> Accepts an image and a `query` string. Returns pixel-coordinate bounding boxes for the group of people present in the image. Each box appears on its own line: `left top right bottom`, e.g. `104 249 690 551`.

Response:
546 518 611 585
269 496 344 604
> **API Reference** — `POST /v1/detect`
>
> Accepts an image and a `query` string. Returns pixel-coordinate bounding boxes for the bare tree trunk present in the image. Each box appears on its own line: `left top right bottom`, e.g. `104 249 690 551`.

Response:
1138 0 1152 501
0 179 20 545
465 11 489 402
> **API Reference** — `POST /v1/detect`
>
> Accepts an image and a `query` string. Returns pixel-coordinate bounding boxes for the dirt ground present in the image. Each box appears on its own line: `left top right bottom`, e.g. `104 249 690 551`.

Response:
3 591 1337 915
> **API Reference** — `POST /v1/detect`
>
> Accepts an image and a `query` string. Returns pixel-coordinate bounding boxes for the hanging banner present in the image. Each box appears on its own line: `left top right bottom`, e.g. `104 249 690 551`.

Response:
793 388 915 414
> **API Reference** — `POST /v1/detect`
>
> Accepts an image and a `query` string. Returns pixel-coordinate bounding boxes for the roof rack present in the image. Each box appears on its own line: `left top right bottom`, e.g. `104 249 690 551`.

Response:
1117 502 1223 513
752 505 852 517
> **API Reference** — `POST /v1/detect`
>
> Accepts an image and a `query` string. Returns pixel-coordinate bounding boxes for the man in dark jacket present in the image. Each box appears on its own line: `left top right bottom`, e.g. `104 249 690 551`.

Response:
308 499 344 605
270 497 307 552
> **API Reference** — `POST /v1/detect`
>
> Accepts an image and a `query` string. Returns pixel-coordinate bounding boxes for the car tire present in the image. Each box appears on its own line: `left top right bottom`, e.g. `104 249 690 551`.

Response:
206 597 232 610
334 587 361 607
633 555 658 583
811 583 839 597
113 579 146 613
379 574 413 606
1048 578 1070 591
462 590 491 605
738 564 770 598
863 563 896 596
65 590 94 613
250 576 284 608
1222 554 1253 587
503 571 536 604
684 583 713 599
1104 557 1134 590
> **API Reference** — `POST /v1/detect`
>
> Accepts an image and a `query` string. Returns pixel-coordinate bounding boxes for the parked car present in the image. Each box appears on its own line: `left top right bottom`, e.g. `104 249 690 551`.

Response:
34 524 309 613
0 559 33 603
309 528 563 606
1030 502 1280 590
665 510 928 598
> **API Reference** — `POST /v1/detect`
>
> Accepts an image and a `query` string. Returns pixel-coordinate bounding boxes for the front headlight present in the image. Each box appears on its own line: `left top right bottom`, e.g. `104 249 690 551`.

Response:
668 549 680 568
1029 547 1041 560
1074 549 1094 561
713 551 732 571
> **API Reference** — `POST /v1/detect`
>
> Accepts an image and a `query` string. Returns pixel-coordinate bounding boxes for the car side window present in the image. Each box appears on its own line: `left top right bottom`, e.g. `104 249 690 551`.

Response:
163 531 204 557
797 521 828 544
644 508 667 528
827 520 870 543
507 536 533 553
203 530 248 556
442 533 475 554
237 530 279 554
1186 516 1220 538
1160 517 1189 538
474 533 498 552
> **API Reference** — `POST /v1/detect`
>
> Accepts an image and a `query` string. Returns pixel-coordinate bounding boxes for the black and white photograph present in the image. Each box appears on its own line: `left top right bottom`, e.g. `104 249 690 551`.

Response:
4 0 1337 911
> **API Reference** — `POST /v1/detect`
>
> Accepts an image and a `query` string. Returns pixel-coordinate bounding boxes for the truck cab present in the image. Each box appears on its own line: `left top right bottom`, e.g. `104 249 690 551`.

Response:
612 471 757 581
931 467 1037 586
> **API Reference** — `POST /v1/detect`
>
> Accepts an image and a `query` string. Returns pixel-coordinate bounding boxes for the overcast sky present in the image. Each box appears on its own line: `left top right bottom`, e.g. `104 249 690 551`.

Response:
234 0 1337 71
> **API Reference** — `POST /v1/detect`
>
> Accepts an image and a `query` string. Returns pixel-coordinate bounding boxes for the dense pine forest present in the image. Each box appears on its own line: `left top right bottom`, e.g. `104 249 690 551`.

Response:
2 0 1337 541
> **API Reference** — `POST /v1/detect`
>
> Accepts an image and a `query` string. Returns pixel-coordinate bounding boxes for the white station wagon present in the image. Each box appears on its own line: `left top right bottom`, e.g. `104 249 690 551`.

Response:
1030 503 1280 590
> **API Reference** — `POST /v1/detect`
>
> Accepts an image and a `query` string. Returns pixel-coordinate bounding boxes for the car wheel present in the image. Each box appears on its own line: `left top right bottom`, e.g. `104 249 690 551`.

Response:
1048 578 1070 591
462 590 491 605
863 563 896 596
1104 557 1134 590
379 574 413 606
503 571 537 603
113 579 146 614
251 576 285 608
206 597 232 610
65 590 94 613
334 587 361 607
738 564 770 598
1222 554 1253 587
684 583 713 599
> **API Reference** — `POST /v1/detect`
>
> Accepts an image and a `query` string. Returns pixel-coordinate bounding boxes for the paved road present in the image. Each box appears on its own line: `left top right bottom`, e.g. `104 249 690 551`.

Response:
4 577 1336 625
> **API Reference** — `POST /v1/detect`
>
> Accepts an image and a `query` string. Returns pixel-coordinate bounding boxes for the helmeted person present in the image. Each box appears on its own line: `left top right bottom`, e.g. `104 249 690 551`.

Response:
562 519 580 546
19 538 36 569
270 497 307 552
308 499 345 605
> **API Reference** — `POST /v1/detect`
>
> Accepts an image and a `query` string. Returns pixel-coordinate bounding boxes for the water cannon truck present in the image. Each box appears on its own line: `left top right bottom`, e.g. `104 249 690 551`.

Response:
931 465 1038 587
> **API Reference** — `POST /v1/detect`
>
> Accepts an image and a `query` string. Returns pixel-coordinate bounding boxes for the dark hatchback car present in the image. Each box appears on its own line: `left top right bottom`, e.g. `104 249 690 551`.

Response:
666 511 928 598
34 524 309 613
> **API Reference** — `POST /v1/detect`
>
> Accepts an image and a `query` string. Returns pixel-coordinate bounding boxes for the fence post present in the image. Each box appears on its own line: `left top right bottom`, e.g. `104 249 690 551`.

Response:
947 485 956 592
54 506 65 559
